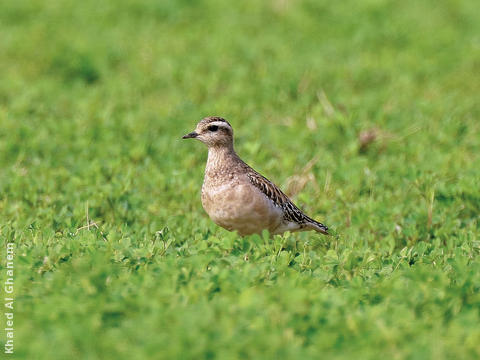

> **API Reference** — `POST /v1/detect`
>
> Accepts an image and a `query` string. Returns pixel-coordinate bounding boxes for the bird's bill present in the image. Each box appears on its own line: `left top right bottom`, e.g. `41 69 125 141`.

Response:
182 131 198 139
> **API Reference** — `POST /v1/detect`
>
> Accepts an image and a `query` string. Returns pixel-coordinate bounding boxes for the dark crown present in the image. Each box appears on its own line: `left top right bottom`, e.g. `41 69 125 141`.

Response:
204 116 226 123
202 116 231 127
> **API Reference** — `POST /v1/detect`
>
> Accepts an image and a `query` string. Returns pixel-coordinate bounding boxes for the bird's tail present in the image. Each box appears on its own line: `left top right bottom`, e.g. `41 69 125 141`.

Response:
305 218 329 235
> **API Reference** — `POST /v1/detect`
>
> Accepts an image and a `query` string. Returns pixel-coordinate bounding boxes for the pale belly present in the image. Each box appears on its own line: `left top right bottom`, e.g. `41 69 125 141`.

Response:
201 183 283 236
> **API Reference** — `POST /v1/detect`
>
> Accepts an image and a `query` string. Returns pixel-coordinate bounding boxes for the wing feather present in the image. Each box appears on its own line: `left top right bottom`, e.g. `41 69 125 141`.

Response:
244 165 328 233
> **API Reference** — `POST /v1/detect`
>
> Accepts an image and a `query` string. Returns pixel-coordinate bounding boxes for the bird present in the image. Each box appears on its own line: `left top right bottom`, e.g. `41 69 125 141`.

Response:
182 116 329 236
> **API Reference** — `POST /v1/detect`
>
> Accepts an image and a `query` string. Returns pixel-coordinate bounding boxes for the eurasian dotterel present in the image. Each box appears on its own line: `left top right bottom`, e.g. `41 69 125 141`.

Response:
182 116 329 236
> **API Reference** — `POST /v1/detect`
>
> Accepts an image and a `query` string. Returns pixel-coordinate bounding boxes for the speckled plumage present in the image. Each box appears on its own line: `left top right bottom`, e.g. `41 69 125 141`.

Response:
183 116 329 236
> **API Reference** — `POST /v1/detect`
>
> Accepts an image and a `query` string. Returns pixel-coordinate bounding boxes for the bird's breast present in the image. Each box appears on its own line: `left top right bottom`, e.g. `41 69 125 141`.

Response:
201 180 282 235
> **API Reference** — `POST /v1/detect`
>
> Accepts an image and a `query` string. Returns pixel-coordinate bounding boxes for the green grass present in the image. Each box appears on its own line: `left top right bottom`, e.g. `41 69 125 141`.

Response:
1 0 480 359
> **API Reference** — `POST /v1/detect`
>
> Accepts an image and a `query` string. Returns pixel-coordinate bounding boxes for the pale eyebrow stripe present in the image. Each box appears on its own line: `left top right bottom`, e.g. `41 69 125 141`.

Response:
209 121 231 128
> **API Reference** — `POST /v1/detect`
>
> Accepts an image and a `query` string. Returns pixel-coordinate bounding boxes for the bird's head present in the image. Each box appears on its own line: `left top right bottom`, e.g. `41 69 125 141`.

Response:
182 116 234 148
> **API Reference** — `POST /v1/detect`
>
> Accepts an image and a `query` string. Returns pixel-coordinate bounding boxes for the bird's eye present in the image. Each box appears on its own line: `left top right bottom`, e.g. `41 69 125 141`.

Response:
208 125 218 132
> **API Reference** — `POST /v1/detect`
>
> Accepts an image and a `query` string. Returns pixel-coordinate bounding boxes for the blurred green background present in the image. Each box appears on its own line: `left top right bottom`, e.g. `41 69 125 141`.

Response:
0 0 479 359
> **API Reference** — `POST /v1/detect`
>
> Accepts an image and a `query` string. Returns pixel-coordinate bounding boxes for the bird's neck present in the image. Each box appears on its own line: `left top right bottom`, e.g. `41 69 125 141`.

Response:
205 145 238 177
